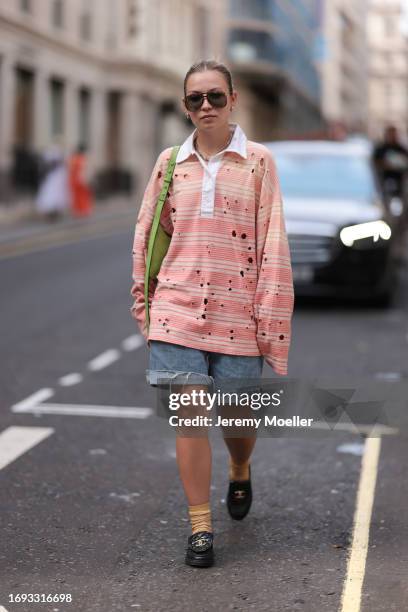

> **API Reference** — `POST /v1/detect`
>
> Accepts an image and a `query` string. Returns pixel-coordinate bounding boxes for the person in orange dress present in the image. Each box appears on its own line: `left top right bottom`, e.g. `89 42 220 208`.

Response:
69 144 94 217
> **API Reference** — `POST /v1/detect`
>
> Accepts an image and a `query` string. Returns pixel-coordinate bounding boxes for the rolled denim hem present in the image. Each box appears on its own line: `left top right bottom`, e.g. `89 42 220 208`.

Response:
146 369 214 388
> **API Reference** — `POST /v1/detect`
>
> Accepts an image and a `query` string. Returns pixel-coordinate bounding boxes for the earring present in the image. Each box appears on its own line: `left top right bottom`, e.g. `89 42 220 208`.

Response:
186 114 190 119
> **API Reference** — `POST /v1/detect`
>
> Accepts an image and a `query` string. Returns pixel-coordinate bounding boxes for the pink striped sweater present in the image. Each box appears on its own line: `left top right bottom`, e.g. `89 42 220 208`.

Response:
130 135 294 375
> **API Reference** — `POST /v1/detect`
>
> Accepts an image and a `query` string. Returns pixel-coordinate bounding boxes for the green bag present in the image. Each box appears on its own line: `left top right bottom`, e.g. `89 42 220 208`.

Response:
149 224 171 280
144 145 180 330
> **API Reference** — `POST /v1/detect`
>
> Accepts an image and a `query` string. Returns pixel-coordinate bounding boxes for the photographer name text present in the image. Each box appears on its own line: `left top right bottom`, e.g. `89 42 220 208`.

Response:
168 415 314 428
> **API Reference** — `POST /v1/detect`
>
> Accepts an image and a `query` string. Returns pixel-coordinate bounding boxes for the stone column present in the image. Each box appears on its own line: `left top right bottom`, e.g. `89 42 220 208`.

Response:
0 54 16 173
120 91 138 170
133 93 160 205
64 79 78 155
90 86 106 170
33 69 50 153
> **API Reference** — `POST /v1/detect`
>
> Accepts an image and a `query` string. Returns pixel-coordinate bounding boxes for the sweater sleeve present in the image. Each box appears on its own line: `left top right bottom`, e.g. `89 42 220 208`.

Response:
254 149 294 375
130 149 170 340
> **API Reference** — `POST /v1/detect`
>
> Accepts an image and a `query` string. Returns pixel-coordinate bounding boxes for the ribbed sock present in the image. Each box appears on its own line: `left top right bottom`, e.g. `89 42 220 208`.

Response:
229 457 250 481
188 501 212 534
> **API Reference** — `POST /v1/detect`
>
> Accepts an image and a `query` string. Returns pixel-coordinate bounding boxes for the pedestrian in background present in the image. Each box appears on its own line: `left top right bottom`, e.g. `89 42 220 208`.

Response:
130 60 294 567
373 125 408 261
35 145 69 222
69 144 94 218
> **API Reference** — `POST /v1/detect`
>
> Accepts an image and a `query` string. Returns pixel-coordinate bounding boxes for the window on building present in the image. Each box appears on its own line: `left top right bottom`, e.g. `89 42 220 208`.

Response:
106 91 121 166
106 1 119 49
384 81 392 107
80 11 92 41
50 78 65 138
195 6 210 58
127 0 139 38
339 11 353 49
14 67 34 147
20 0 31 13
384 16 395 37
78 88 91 147
51 0 64 28
228 0 272 21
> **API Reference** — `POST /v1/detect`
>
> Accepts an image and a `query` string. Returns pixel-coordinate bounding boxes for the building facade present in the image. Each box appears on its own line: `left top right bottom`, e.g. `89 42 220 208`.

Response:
0 0 224 201
366 0 408 140
318 0 369 133
226 0 323 141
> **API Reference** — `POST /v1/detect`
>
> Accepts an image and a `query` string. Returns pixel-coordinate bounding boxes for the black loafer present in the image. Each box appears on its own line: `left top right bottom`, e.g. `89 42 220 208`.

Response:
185 531 214 567
227 465 252 520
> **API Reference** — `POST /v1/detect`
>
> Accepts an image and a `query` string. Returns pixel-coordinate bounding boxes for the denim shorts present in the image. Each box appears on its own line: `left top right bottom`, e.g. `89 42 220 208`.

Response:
146 340 264 388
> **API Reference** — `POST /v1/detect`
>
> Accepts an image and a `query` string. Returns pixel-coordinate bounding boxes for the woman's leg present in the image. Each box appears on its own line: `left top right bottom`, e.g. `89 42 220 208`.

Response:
221 402 257 481
173 383 213 534
173 383 212 504
210 352 263 481
223 435 256 480
176 436 211 505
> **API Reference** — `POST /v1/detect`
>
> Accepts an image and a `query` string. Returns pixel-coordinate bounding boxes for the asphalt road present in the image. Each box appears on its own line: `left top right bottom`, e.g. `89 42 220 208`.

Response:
0 220 407 612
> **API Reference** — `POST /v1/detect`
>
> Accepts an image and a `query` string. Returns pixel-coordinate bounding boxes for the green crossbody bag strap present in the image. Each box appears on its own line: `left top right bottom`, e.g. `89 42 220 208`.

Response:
144 145 180 331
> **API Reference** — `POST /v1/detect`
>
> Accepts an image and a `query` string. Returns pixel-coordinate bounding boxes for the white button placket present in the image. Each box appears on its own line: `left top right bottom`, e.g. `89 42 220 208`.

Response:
198 154 223 218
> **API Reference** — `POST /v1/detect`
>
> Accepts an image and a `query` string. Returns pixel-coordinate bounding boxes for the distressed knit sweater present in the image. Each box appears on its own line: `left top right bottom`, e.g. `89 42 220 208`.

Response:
130 137 294 375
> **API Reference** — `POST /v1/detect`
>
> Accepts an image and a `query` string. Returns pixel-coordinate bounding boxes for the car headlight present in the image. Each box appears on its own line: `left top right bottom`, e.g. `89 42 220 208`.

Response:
340 220 391 247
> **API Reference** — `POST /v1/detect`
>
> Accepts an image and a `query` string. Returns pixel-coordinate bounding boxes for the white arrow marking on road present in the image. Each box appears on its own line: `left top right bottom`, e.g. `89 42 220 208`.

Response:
88 349 121 371
0 426 54 471
11 403 153 419
58 372 83 386
121 335 145 351
11 388 54 412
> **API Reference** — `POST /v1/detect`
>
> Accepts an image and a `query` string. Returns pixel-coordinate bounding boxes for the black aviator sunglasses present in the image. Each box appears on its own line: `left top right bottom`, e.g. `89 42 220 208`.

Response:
184 90 228 112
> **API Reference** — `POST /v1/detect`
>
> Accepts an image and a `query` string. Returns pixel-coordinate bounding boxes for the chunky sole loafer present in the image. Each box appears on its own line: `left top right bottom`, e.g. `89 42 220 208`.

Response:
185 531 214 567
227 465 252 520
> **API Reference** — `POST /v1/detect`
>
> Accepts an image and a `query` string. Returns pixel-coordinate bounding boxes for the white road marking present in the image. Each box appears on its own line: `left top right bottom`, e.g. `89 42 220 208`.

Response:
340 436 382 612
0 426 54 471
374 371 401 382
311 421 398 435
337 443 365 456
58 372 83 386
0 606 10 612
121 335 145 351
11 388 54 412
109 491 141 503
11 402 152 419
88 349 121 371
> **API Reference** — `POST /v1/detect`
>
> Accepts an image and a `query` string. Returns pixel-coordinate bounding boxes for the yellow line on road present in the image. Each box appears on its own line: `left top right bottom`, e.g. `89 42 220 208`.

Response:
339 436 382 612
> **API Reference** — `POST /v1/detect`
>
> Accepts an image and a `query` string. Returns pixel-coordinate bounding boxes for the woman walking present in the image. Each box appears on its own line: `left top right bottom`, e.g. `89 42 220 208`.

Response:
69 144 94 218
36 145 69 222
130 60 294 567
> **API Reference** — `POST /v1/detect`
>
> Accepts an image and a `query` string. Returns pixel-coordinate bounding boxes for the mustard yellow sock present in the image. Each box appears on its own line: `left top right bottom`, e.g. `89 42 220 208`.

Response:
229 457 250 481
188 502 212 534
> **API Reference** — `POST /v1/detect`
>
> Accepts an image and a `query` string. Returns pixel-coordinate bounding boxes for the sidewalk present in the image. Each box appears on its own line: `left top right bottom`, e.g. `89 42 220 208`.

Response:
0 195 137 245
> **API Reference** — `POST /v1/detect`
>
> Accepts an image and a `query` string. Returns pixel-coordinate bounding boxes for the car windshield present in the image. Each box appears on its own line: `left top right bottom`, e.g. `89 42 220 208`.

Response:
271 151 376 201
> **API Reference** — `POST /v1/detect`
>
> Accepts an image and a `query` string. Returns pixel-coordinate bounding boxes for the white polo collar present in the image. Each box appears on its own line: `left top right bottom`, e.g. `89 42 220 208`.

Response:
176 122 248 163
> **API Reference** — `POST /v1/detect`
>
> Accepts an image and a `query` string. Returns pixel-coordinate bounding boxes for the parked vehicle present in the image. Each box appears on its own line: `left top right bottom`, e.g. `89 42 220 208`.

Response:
264 140 399 305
